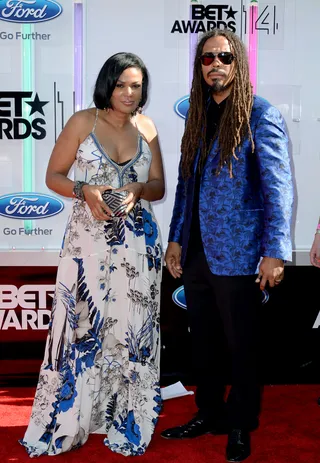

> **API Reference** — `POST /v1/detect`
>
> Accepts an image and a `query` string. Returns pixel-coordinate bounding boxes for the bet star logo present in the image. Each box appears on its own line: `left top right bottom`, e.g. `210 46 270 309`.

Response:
171 4 238 34
225 7 237 20
0 91 48 140
25 93 49 116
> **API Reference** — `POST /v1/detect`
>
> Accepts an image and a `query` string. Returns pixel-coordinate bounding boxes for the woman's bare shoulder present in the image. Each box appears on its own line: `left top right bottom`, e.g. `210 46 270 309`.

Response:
136 113 157 143
63 108 97 139
69 108 96 125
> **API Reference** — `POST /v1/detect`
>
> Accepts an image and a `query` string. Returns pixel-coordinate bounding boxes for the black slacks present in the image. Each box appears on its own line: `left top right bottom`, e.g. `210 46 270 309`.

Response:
183 249 262 431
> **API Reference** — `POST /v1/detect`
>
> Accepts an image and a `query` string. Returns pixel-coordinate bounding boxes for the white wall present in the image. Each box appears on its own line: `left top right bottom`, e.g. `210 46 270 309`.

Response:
0 0 318 265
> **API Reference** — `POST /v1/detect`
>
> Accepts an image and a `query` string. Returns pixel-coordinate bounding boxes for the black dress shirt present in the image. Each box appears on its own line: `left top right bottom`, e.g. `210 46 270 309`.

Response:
188 97 227 252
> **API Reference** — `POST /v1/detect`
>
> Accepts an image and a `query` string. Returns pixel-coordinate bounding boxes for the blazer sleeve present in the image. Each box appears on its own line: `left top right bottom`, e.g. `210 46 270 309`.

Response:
254 105 294 261
168 156 187 244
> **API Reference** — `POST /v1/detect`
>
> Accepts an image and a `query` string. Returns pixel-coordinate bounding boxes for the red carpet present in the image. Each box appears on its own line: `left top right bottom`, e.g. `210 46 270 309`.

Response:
1 385 320 462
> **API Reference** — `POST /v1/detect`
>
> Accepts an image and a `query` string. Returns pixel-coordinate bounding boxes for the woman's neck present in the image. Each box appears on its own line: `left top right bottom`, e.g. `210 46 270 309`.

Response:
100 108 133 129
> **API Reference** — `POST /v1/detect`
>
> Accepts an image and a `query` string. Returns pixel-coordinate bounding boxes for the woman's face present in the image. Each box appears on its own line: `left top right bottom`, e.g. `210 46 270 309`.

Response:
110 66 143 114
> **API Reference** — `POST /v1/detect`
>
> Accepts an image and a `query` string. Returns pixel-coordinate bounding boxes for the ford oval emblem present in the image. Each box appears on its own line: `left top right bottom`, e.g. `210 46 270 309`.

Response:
0 0 63 24
172 286 187 309
0 192 64 219
172 286 268 308
262 289 269 304
174 95 190 119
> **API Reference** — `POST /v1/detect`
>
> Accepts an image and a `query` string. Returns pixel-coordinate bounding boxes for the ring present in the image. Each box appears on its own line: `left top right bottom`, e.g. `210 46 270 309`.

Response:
275 279 282 283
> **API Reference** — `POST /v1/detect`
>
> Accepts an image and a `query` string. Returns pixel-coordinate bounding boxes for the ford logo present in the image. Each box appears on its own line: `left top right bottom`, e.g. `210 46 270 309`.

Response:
172 286 268 309
172 286 186 309
262 289 269 305
0 0 63 24
174 95 190 120
0 193 64 219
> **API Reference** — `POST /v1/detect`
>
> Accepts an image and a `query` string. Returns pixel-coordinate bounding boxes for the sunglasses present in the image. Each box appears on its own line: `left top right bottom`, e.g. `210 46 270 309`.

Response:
200 52 235 66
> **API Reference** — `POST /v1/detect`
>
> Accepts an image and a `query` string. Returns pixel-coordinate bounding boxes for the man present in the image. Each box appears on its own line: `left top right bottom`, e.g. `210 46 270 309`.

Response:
161 29 293 462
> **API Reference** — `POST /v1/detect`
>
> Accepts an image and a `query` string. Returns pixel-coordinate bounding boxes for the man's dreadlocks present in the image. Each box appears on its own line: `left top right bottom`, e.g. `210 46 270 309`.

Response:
181 29 254 179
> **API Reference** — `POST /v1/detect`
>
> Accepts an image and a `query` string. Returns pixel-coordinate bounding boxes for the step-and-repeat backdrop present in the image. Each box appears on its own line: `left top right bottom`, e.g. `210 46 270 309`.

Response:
0 0 320 385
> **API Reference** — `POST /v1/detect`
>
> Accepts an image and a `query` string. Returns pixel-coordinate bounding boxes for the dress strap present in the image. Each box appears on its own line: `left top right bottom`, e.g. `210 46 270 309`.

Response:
134 116 142 139
92 108 99 133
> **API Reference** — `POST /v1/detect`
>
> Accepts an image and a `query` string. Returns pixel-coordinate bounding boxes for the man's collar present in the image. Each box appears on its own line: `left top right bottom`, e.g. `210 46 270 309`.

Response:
208 96 228 109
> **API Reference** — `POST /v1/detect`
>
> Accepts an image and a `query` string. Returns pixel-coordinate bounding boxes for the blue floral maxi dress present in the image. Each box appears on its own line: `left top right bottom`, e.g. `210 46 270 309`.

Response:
20 122 163 457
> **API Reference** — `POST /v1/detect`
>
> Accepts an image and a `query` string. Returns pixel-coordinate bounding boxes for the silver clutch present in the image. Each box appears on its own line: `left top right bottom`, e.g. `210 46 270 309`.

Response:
101 189 128 218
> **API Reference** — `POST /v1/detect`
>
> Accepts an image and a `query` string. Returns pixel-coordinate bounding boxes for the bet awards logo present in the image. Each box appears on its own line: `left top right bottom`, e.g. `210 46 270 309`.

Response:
171 4 237 34
0 284 54 331
0 91 48 140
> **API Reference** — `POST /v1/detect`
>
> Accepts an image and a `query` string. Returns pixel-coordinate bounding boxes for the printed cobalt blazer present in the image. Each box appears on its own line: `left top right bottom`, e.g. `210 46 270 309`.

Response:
168 95 294 276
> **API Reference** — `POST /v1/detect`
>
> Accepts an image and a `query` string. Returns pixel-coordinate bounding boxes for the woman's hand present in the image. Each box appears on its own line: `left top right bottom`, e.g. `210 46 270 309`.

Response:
117 182 144 214
82 184 114 221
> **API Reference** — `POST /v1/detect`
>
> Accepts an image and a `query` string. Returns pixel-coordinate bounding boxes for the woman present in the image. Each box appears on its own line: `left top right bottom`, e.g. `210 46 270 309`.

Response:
20 52 165 457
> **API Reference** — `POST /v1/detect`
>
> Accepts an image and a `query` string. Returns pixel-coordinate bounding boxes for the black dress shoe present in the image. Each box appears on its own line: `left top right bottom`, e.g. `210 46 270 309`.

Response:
226 429 251 462
161 416 213 439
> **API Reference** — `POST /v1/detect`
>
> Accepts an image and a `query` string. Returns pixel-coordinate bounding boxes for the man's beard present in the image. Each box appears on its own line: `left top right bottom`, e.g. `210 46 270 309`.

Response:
207 68 232 93
210 79 226 93
210 78 233 93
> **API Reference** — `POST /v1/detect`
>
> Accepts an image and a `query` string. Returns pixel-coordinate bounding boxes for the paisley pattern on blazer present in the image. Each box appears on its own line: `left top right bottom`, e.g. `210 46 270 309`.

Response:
168 95 294 276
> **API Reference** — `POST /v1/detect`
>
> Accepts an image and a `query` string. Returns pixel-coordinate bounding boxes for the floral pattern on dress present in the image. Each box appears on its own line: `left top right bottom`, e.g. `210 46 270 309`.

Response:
20 126 163 457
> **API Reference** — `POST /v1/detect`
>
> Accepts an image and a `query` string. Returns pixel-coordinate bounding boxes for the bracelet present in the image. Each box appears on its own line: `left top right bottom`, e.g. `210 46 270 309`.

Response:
316 229 320 235
317 223 320 230
72 181 88 201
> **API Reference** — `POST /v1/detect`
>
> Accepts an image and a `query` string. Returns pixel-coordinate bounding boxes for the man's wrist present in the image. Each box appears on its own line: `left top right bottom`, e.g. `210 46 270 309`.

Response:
263 256 284 264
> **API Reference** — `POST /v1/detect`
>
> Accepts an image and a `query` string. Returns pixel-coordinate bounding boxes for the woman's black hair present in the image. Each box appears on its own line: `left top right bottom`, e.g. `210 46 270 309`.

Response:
93 52 149 113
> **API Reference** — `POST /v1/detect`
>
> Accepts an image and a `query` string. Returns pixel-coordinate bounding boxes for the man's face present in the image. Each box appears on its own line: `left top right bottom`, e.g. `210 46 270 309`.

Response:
201 35 235 93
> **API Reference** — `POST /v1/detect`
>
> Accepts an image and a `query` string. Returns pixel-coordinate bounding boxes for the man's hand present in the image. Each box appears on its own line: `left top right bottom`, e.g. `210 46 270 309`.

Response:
165 242 183 278
256 257 284 290
310 234 320 268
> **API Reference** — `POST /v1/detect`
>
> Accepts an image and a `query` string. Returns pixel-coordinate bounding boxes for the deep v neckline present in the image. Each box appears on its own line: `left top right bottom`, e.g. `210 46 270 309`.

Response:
90 108 142 166
90 131 142 168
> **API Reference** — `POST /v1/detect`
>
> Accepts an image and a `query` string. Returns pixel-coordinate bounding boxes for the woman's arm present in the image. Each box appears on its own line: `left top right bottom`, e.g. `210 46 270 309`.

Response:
46 110 114 221
140 116 165 201
45 111 90 197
